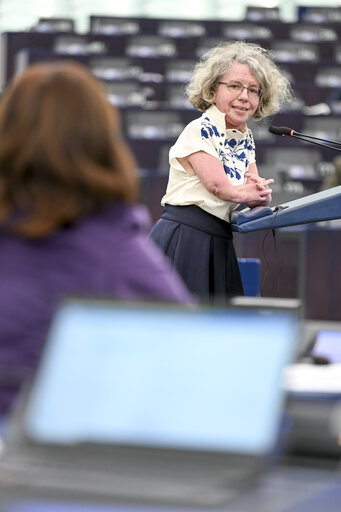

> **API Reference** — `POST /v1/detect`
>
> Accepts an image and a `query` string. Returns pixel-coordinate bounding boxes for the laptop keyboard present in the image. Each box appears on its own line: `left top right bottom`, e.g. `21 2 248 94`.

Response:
0 451 256 507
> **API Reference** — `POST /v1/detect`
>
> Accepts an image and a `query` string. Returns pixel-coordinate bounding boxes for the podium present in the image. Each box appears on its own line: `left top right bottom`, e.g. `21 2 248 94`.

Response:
230 185 341 233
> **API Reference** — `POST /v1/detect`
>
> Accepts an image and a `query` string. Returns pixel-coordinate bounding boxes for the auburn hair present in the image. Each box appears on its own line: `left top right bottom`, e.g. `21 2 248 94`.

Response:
0 61 138 237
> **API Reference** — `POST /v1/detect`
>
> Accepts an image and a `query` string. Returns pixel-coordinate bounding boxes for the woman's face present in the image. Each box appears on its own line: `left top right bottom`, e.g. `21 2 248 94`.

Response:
214 63 261 130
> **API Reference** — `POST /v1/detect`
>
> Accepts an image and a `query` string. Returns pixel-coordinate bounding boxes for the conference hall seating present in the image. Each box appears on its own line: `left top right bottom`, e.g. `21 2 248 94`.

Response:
0 6 340 218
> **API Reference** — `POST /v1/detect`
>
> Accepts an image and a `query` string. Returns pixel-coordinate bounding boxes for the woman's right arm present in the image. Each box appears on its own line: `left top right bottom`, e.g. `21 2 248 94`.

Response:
178 151 273 204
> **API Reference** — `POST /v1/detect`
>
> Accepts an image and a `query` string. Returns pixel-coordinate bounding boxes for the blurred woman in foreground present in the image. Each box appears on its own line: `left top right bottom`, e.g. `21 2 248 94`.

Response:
0 61 193 416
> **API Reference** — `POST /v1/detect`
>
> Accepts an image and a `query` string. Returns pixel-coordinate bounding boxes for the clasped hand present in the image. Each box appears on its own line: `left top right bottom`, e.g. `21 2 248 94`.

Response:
245 172 274 206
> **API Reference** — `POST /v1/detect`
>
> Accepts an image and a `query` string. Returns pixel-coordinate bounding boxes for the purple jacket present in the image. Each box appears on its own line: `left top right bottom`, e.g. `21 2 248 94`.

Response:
0 203 194 415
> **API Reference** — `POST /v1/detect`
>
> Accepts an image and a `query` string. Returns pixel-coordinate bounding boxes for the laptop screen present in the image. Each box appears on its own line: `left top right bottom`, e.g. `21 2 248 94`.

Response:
24 300 299 456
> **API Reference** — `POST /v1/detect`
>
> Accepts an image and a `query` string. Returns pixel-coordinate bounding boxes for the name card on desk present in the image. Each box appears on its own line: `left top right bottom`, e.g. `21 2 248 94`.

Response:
284 363 341 395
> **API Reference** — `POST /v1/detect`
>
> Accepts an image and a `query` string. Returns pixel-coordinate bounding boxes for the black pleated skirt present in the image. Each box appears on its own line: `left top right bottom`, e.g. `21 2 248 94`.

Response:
149 204 244 302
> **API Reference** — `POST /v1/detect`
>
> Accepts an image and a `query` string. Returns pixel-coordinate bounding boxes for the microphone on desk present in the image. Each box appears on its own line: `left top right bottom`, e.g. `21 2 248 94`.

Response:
269 125 341 153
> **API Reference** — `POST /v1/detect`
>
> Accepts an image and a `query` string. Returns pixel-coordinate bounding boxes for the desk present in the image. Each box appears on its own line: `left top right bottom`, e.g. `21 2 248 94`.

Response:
0 463 340 512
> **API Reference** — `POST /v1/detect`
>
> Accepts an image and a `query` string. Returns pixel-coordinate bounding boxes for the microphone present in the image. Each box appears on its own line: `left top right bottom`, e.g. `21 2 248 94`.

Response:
269 125 341 152
269 125 299 137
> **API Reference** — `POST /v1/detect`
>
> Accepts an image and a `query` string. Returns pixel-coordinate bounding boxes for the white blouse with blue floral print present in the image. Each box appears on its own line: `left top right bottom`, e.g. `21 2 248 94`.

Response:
161 104 256 222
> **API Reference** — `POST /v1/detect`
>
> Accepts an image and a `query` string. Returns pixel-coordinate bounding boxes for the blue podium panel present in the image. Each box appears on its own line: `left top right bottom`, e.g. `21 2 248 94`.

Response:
231 186 341 233
237 258 260 297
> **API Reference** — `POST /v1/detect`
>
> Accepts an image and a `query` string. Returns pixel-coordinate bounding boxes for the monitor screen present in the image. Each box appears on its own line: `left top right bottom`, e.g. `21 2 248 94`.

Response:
24 300 299 455
312 329 341 364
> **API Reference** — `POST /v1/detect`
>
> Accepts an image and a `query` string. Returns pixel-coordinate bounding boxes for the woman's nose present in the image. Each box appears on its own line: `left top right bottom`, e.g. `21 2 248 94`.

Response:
238 87 249 99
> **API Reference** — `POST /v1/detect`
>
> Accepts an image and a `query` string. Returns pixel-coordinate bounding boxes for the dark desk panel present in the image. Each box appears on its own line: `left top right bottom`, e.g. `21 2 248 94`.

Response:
234 222 341 321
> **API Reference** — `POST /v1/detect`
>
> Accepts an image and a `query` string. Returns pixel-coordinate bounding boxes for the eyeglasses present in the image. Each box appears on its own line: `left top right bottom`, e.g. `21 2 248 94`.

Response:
217 81 262 99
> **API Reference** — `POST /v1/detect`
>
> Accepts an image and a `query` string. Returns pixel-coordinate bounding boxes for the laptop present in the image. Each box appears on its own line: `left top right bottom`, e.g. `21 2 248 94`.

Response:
0 298 300 509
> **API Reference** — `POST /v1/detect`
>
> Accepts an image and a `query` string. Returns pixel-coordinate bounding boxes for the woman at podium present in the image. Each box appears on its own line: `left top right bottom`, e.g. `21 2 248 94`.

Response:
150 41 292 302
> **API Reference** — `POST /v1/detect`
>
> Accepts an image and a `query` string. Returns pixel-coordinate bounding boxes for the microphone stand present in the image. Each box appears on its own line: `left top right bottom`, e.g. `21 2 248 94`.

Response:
286 133 341 153
270 127 341 153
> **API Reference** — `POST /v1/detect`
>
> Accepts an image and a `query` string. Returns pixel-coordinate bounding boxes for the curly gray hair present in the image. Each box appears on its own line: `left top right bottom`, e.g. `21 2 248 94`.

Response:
186 41 293 119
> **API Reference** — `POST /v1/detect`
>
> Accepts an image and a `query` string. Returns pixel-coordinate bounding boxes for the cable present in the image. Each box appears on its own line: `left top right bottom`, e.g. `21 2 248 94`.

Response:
260 207 284 296
272 228 282 295
260 229 271 295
